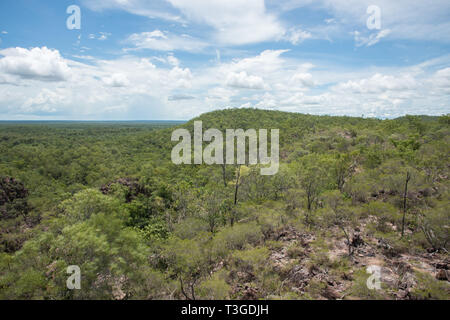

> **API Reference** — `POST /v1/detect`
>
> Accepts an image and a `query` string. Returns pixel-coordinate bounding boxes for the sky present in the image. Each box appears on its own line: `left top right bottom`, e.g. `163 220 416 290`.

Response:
0 0 449 120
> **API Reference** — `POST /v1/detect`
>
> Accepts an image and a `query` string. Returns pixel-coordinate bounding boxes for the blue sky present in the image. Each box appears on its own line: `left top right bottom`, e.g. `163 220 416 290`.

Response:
0 0 449 120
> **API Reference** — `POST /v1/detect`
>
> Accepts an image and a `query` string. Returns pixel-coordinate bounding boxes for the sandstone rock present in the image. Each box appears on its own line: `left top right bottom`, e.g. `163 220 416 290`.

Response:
289 265 310 285
398 272 416 291
436 269 450 281
396 289 410 300
380 267 397 288
322 286 340 300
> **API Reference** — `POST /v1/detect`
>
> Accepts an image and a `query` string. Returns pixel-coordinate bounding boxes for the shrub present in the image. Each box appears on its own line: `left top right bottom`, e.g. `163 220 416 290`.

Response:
348 269 387 300
196 270 230 300
213 222 263 253
173 217 210 240
410 272 450 300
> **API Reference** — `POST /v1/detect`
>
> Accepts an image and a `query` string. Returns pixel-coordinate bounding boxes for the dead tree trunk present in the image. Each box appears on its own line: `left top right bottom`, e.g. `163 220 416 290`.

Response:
221 163 227 187
234 165 241 206
401 172 411 238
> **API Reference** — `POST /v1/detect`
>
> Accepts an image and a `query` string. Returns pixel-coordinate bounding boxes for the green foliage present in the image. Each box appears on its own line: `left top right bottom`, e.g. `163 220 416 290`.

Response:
410 272 450 300
419 202 449 252
137 217 169 242
348 269 387 300
213 222 263 255
196 270 230 300
0 109 448 300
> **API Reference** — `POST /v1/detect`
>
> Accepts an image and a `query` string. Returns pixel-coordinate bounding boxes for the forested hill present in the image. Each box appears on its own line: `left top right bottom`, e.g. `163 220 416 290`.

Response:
0 109 449 300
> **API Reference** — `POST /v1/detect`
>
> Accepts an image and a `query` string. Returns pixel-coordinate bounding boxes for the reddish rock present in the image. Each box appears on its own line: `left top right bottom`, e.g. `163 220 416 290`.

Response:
436 269 450 281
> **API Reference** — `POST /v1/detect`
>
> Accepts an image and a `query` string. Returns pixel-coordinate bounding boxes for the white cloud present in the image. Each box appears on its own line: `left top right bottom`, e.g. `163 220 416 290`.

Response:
168 94 195 101
353 29 391 47
283 27 312 45
0 46 448 120
226 71 266 90
207 87 235 100
333 73 418 94
428 67 450 94
87 0 285 46
0 47 71 82
291 72 315 87
167 55 180 67
81 0 184 22
169 66 193 88
127 30 207 52
223 50 288 75
98 32 111 41
284 0 450 43
0 47 198 119
102 73 130 87
21 88 66 113
167 0 284 45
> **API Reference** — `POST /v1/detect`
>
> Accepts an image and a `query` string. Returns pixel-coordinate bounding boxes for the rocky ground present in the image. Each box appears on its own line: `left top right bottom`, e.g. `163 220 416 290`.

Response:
231 222 449 300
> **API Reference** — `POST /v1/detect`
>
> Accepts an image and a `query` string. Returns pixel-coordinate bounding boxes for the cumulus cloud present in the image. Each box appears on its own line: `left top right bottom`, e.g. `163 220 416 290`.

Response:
333 73 418 94
428 67 450 94
169 66 193 88
0 47 71 82
431 67 450 87
291 72 315 87
21 88 66 113
226 71 266 90
167 55 180 67
0 46 198 119
102 73 130 87
0 44 448 120
223 50 288 76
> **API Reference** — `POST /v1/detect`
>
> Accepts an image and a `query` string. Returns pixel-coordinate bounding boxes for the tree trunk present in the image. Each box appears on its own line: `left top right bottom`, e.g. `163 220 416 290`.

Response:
234 165 241 206
221 164 227 187
401 172 411 238
341 227 353 256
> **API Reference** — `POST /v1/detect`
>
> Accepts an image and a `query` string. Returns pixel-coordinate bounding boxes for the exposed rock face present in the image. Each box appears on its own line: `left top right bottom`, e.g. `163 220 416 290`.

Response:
100 178 148 202
397 272 417 298
434 260 449 271
261 221 450 300
288 265 310 288
231 284 259 300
